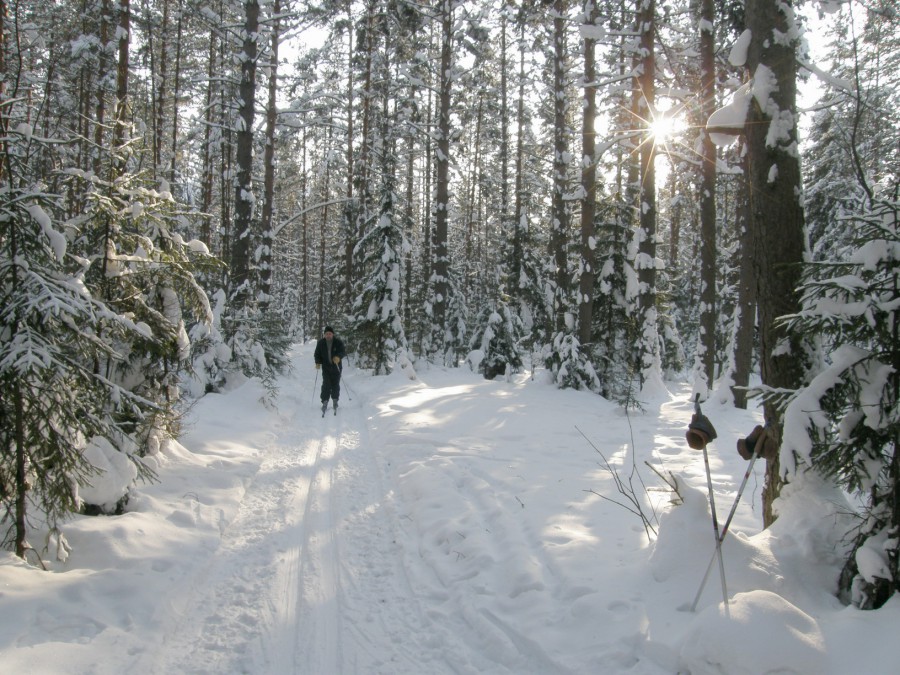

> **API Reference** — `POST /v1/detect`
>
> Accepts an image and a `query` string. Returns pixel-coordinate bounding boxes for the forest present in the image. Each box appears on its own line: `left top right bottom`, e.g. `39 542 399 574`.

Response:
1 0 898 608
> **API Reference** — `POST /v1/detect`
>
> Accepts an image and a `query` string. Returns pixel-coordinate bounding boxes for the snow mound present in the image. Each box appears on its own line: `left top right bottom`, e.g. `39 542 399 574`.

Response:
78 437 137 512
680 589 827 675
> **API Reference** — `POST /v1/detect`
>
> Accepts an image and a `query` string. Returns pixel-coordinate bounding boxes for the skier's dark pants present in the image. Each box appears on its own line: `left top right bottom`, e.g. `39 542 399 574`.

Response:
320 365 341 403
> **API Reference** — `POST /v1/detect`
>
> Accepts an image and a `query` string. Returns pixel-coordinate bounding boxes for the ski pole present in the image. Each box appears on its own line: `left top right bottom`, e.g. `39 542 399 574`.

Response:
686 395 729 616
702 438 730 616
342 377 355 402
312 369 318 403
690 448 761 612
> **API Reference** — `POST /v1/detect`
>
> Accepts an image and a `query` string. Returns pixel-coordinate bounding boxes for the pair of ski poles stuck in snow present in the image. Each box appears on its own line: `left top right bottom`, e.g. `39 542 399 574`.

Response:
684 394 766 617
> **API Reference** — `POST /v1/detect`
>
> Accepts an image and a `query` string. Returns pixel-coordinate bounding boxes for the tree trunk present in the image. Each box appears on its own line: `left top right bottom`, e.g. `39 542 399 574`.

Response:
635 0 658 382
550 0 569 333
698 0 717 392
230 0 259 304
344 7 355 311
112 0 130 175
169 0 184 183
153 0 169 173
578 0 599 346
199 27 216 247
432 1 453 347
300 131 309 335
512 13 526 306
403 84 415 333
731 149 756 409
93 0 111 175
499 8 510 227
744 0 807 526
259 0 280 307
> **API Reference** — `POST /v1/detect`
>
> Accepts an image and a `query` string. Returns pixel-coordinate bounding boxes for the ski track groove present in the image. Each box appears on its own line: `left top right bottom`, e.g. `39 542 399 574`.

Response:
143 380 460 674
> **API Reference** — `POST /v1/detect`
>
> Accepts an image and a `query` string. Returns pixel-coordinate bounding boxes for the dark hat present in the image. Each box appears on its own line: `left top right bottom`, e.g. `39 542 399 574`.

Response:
324 326 334 335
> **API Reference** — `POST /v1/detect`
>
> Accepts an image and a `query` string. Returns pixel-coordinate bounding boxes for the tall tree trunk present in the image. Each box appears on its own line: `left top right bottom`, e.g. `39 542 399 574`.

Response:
260 0 280 307
732 149 756 409
169 0 184 183
463 99 483 300
499 9 510 228
112 0 130 176
230 0 259 304
744 0 807 526
403 84 415 333
697 0 717 392
550 0 569 333
153 0 169 174
432 1 453 348
578 0 599 346
512 12 526 306
199 27 216 246
344 5 356 308
219 32 234 283
300 130 309 334
93 0 111 175
635 0 658 382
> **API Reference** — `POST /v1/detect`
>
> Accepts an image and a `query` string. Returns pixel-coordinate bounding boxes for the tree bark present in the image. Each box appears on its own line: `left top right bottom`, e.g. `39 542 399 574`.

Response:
112 0 131 175
732 150 756 409
636 0 656 315
199 27 216 247
260 0 280 307
153 0 169 173
93 0 111 175
578 0 599 346
432 1 453 346
169 0 184 182
550 0 570 333
512 12 526 306
230 0 259 304
635 0 658 383
698 0 717 391
344 6 355 310
744 0 807 526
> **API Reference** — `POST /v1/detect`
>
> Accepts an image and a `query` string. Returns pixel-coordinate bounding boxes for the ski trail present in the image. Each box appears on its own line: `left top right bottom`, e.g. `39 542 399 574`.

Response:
141 366 458 674
136 380 340 674
293 430 342 672
293 400 462 674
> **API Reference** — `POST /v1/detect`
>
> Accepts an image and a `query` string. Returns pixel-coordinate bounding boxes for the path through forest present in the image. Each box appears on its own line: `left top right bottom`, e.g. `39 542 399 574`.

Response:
131 343 750 675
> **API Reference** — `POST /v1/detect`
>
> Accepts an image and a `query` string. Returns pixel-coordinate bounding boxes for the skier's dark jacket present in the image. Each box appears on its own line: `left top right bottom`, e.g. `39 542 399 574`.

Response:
314 335 347 371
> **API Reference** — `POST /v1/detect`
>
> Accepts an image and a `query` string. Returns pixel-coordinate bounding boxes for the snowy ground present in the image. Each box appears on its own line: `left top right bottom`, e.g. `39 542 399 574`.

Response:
1 342 898 674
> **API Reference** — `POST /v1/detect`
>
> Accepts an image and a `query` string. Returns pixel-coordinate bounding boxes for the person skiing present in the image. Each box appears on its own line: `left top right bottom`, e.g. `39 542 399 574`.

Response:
314 326 346 414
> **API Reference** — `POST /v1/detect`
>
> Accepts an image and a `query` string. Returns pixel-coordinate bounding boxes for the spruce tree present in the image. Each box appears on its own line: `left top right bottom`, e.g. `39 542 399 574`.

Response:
781 198 900 608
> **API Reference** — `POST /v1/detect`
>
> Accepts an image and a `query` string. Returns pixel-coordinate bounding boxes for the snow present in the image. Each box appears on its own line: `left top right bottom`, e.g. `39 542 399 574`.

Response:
27 203 67 262
707 83 752 145
729 30 751 67
1 341 898 674
77 437 139 512
579 24 606 41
